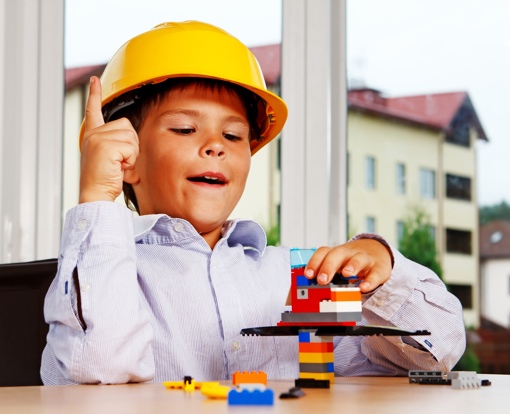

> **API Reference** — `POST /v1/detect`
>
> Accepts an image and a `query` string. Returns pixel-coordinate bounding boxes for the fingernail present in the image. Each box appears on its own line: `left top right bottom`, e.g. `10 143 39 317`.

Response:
359 281 370 291
304 268 314 278
317 273 328 284
343 266 355 275
89 76 94 85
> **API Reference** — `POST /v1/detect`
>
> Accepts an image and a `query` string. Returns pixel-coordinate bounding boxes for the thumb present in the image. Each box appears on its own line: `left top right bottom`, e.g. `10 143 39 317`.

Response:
83 76 105 132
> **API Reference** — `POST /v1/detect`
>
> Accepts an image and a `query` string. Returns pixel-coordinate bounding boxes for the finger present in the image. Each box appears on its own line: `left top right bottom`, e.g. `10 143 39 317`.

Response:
83 76 105 132
357 264 386 293
316 247 375 286
304 247 331 279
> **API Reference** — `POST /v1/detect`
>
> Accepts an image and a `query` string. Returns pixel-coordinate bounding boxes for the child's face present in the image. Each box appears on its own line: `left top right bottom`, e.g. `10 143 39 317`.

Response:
127 83 252 247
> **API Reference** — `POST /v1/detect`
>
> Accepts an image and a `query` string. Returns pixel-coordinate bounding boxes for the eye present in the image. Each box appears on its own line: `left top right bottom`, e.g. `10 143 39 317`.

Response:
223 132 243 142
170 128 195 135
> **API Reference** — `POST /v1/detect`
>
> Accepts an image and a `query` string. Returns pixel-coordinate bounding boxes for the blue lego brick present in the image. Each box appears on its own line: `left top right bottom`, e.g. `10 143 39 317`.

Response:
290 248 316 268
227 388 274 406
298 331 311 342
296 275 314 287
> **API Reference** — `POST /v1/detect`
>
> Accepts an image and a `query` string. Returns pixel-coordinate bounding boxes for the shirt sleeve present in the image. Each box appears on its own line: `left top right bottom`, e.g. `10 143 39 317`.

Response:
41 202 154 385
333 233 466 376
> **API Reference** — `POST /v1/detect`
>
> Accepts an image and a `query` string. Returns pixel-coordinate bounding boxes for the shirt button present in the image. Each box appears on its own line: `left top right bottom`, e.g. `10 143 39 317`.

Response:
231 340 241 351
173 222 185 232
77 219 87 230
81 283 91 292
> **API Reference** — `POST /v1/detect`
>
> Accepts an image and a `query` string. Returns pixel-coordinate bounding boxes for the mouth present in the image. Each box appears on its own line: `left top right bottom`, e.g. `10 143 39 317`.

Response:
187 173 228 185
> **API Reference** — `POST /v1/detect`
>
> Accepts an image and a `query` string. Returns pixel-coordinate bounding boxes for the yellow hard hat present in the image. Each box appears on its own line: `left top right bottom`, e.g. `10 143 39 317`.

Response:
82 20 287 155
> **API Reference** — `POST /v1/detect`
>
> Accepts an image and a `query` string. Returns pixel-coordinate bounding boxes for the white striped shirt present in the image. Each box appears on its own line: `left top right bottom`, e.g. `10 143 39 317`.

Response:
41 202 465 385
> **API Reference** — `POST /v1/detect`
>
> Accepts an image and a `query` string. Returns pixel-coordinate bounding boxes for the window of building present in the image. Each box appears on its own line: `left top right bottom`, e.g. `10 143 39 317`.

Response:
445 104 472 148
396 220 405 245
429 225 436 243
366 216 376 233
365 156 376 190
446 228 472 255
396 163 406 194
448 284 473 309
446 173 471 201
420 168 435 199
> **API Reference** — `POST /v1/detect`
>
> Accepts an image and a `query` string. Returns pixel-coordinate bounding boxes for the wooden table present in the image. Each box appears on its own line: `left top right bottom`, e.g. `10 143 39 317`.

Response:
1 375 507 413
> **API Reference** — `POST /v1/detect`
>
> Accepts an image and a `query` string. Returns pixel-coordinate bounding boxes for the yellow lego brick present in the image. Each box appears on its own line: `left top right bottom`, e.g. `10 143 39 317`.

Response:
298 352 335 363
201 383 231 399
299 372 335 382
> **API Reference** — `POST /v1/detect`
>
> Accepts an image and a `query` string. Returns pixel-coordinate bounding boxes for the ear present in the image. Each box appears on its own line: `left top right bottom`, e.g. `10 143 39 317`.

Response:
123 167 140 184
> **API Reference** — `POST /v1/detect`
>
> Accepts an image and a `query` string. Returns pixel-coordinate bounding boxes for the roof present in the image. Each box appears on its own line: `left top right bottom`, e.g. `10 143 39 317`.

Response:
65 64 106 91
348 88 487 141
64 44 488 141
250 44 280 85
480 220 510 259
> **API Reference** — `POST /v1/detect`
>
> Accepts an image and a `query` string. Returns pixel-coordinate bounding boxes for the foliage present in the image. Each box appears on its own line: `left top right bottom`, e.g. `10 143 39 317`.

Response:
479 200 510 225
266 223 280 246
398 206 443 279
452 345 481 372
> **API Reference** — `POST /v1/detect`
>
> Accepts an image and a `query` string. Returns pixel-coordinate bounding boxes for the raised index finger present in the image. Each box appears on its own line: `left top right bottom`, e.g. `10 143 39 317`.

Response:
83 76 105 132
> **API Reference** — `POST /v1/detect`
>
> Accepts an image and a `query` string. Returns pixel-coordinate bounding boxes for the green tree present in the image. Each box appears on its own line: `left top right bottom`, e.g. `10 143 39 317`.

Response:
398 207 443 279
479 200 510 225
266 223 280 246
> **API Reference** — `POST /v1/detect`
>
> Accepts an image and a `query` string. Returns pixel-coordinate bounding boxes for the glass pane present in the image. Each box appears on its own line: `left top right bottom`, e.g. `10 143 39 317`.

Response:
347 0 510 374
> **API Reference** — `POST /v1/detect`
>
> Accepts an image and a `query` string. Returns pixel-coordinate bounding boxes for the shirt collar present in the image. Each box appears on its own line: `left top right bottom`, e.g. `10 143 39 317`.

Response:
132 214 267 257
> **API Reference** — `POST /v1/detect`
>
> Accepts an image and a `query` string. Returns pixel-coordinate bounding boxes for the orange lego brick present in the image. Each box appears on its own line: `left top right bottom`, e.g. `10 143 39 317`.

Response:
298 342 334 353
232 371 267 385
330 288 362 302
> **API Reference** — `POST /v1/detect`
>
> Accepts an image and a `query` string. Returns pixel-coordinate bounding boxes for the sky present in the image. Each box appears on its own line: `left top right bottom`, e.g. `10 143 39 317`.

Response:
65 0 510 206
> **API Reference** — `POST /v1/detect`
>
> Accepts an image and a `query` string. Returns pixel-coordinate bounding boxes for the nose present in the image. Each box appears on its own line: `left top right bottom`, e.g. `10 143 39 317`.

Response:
201 133 226 158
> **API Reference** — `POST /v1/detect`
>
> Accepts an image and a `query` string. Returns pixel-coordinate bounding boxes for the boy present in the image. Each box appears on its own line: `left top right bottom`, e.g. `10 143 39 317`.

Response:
41 21 465 385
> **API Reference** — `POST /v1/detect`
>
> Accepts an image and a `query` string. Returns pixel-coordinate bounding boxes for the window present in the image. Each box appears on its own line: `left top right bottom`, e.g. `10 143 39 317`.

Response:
396 220 405 244
366 216 376 233
445 104 472 148
365 156 376 190
446 173 471 201
428 225 436 244
449 284 473 309
396 163 406 194
420 168 435 199
446 228 472 255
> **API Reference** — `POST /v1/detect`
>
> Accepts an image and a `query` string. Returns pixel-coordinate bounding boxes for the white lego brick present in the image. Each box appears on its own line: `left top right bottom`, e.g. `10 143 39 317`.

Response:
319 300 362 313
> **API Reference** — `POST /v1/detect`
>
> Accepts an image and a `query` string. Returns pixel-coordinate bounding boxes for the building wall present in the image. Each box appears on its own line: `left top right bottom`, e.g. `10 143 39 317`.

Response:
63 87 84 215
441 130 480 327
480 258 510 328
347 111 441 243
230 138 280 230
347 110 480 327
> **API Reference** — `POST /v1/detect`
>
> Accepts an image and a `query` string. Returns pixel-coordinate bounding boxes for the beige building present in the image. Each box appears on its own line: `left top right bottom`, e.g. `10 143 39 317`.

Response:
347 88 487 328
64 46 486 327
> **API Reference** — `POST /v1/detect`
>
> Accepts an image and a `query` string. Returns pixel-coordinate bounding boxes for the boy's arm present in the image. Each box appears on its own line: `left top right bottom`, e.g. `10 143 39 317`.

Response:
334 234 466 375
304 234 465 375
41 202 154 385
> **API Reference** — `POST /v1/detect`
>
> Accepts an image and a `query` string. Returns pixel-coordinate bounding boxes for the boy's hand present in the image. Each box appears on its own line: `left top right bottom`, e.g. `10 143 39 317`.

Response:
79 76 139 204
304 239 393 293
